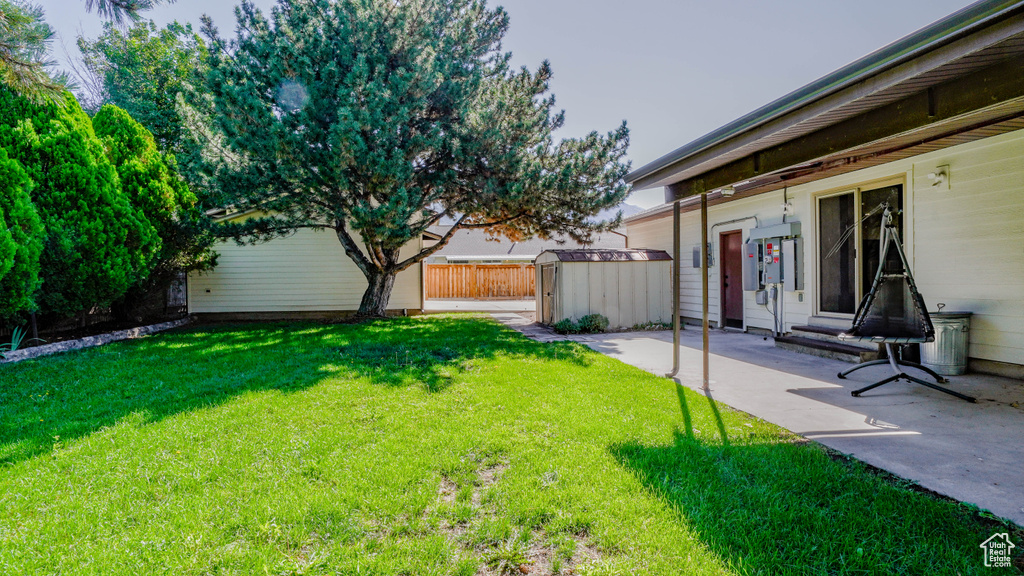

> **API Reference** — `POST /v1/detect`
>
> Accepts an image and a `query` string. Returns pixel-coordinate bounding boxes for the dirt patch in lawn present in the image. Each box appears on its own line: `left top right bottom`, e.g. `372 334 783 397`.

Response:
519 532 603 576
471 463 507 507
432 460 604 575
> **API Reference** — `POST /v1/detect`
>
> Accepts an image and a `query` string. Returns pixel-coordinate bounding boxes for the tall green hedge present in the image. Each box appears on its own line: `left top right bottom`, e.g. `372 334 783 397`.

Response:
0 147 43 319
0 89 159 316
92 104 214 298
93 105 171 264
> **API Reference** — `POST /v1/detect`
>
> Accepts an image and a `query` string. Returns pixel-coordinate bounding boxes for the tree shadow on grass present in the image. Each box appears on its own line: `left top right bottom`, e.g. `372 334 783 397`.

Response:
0 316 591 466
611 386 1022 575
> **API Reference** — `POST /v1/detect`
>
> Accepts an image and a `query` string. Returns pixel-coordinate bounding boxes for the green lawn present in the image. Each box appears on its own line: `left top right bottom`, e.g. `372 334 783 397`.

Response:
0 316 1019 575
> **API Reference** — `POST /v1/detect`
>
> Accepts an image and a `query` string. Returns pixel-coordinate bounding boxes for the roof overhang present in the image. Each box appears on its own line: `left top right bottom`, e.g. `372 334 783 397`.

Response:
625 0 1024 205
441 255 536 261
539 249 671 262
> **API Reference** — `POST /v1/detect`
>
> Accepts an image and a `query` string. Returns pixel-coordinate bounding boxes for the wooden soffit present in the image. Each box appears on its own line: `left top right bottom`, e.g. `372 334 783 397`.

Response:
664 52 1024 203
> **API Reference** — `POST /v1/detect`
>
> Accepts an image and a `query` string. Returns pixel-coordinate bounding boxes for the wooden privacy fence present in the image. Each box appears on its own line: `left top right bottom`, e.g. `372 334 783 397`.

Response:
426 264 535 300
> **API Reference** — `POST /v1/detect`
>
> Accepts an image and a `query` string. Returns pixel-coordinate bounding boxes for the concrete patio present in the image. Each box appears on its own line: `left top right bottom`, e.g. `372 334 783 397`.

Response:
493 312 1024 526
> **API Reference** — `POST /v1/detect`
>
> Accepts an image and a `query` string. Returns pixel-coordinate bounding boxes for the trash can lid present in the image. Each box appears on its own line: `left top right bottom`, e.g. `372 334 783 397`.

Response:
930 311 972 318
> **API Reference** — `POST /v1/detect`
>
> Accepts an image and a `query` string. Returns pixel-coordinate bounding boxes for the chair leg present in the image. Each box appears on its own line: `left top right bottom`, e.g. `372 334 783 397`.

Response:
843 344 974 402
895 360 948 384
838 359 889 379
902 373 977 403
850 374 901 397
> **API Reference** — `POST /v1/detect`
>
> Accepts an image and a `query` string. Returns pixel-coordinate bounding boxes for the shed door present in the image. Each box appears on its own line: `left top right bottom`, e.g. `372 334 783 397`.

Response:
540 264 555 324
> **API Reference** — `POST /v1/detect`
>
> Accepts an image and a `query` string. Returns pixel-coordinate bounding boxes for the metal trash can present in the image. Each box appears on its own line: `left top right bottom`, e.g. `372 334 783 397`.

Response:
921 306 971 376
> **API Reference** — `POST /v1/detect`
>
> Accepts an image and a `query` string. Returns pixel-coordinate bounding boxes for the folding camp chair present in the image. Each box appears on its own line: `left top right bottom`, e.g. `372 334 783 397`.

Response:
837 204 976 403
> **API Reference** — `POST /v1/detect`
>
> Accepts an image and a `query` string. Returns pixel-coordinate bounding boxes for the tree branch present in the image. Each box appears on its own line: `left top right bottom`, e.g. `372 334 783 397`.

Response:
459 211 528 229
334 223 373 277
392 213 468 272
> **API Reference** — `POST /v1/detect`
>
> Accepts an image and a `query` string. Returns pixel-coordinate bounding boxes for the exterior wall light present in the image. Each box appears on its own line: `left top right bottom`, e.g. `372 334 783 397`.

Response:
928 165 950 190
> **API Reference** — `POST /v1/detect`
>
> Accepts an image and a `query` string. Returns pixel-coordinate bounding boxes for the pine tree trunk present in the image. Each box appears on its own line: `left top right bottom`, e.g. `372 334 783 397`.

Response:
358 270 397 317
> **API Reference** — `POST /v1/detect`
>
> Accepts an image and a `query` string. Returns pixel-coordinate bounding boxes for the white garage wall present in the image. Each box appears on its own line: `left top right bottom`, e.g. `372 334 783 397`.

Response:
188 228 423 313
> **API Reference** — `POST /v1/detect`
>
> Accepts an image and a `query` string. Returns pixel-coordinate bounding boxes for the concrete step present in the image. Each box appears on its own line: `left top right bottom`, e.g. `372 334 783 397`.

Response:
789 325 880 352
774 335 880 364
805 315 852 330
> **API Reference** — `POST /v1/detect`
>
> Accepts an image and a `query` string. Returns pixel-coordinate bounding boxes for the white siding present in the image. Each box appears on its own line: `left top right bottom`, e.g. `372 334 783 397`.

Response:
910 132 1024 366
628 194 811 332
188 228 423 313
627 128 1024 366
534 257 671 329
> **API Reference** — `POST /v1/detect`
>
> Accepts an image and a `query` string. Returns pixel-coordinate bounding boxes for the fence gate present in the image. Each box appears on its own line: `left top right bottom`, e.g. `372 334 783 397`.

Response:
425 264 535 300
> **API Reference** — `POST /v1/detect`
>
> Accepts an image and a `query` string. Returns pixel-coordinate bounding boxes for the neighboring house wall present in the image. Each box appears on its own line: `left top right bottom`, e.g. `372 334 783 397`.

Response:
627 129 1024 368
188 228 423 314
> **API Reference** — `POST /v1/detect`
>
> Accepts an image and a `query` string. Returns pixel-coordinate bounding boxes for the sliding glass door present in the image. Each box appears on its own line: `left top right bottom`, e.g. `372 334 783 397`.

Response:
817 184 903 316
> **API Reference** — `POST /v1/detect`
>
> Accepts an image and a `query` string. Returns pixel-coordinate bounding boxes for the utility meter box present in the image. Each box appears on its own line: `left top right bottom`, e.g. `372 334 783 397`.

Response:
763 237 782 284
782 238 803 291
755 289 769 305
742 241 761 290
692 243 714 268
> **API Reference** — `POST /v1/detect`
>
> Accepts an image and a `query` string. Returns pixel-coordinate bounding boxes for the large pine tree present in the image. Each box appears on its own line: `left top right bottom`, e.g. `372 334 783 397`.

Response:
199 0 631 316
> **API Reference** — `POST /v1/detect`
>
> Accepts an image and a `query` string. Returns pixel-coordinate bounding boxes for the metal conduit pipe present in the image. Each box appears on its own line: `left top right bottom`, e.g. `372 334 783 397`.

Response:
710 215 759 237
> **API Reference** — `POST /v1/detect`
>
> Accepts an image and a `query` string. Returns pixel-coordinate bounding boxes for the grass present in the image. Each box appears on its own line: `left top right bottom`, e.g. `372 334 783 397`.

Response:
0 315 1020 575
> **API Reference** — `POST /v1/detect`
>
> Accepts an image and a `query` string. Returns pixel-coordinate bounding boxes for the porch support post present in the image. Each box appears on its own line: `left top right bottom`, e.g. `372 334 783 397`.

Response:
701 191 710 391
666 199 681 378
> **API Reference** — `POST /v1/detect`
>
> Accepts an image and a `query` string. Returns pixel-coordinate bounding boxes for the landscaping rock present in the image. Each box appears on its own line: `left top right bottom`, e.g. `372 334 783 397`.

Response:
0 317 191 364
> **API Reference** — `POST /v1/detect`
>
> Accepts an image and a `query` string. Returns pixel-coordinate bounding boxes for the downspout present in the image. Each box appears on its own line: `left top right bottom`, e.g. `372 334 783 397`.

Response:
666 200 681 378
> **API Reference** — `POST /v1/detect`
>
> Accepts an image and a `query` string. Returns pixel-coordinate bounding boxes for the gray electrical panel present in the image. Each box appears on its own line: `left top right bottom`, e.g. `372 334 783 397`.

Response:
742 241 760 290
763 237 782 284
783 238 804 291
692 243 714 268
748 222 801 241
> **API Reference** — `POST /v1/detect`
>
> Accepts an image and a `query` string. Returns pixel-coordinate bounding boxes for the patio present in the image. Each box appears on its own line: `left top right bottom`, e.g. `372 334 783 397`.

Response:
494 312 1024 526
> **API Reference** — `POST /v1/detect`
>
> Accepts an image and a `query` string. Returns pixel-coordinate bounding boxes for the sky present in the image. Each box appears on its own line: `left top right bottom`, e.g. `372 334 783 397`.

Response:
41 0 975 208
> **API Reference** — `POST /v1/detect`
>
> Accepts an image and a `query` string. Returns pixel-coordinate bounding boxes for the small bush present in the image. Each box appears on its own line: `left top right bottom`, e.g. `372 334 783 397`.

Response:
629 321 672 332
578 314 609 333
552 318 579 335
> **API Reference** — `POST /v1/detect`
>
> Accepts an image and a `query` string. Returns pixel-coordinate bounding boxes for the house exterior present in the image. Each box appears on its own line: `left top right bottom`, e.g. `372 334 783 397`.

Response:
625 0 1024 378
188 212 425 318
187 217 626 316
